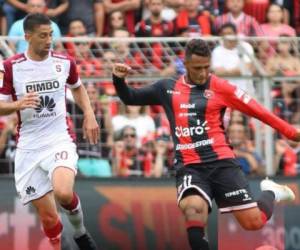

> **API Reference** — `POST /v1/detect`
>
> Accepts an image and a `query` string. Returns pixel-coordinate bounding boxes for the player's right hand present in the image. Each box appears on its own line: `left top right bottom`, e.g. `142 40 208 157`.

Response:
112 63 131 78
15 92 40 110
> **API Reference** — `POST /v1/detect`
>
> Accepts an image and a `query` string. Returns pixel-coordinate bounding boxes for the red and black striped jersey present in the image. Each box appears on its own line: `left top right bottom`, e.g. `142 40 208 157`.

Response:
113 74 297 166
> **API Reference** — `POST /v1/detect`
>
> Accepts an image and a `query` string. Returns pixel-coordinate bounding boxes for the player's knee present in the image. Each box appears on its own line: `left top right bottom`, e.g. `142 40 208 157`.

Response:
240 217 264 231
183 204 206 221
40 211 59 228
54 188 73 205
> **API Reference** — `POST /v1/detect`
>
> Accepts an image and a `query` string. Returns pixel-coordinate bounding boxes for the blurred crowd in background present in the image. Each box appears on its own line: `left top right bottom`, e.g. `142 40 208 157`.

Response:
0 0 300 178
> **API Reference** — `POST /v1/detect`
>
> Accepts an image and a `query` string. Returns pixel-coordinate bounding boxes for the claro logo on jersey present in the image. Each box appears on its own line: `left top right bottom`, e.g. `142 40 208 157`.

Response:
25 79 60 93
33 95 56 118
175 119 210 137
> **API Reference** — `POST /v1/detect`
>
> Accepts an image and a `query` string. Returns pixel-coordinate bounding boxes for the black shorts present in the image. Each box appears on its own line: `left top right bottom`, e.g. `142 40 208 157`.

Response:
175 158 257 213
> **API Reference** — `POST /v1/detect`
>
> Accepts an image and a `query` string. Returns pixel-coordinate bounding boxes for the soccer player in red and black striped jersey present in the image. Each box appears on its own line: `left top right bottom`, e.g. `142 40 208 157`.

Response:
112 39 299 250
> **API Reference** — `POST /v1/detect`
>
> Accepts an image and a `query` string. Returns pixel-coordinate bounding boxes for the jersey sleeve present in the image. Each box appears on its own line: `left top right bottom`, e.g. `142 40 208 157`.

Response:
0 61 13 101
220 80 297 140
66 58 81 89
112 74 163 105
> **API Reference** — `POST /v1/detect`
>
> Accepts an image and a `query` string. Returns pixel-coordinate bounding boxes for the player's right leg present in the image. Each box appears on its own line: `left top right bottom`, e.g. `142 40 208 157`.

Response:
31 192 62 250
233 179 295 230
176 164 212 250
15 149 62 250
179 193 210 250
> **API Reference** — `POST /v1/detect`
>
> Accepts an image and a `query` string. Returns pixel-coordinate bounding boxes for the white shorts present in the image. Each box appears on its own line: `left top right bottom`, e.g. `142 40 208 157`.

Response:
15 142 78 204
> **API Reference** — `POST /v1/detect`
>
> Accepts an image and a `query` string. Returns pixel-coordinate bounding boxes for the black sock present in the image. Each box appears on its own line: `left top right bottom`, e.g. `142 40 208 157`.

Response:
186 221 210 250
257 190 275 220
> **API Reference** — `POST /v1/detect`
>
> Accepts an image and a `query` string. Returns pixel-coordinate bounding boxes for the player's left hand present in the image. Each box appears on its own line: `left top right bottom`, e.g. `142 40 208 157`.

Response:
83 112 100 145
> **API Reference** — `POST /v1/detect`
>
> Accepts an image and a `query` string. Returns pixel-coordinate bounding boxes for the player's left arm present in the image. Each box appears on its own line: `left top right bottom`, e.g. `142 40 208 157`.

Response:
71 85 100 145
67 58 99 145
221 81 300 141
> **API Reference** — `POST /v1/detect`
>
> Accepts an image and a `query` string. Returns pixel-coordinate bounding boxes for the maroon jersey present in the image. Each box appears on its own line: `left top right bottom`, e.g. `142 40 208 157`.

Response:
113 74 297 166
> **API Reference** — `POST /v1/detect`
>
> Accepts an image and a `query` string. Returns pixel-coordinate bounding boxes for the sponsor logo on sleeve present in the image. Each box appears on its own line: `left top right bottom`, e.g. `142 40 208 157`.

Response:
234 88 251 104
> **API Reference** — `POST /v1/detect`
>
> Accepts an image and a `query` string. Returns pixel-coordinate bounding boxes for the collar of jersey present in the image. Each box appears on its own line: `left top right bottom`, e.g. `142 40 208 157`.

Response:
181 74 211 90
24 51 52 64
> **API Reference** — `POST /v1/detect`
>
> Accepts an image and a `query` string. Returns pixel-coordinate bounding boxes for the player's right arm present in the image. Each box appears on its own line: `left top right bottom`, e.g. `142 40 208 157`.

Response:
112 63 162 106
0 62 40 116
0 92 40 116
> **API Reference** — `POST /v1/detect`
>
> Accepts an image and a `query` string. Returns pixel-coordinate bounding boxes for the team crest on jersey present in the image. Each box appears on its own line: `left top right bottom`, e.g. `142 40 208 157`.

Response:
53 62 64 75
203 90 214 99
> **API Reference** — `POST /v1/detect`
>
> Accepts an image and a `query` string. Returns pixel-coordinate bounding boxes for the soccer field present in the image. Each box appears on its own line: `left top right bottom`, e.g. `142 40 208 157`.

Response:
0 176 299 250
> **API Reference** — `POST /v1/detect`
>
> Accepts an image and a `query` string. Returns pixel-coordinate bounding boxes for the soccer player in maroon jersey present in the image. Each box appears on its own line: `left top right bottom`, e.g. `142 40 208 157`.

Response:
112 39 299 250
0 14 99 250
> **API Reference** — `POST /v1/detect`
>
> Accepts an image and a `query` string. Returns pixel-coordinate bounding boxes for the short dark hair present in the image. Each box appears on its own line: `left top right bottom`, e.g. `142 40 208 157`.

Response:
218 22 237 35
23 13 51 32
69 18 87 28
185 39 211 60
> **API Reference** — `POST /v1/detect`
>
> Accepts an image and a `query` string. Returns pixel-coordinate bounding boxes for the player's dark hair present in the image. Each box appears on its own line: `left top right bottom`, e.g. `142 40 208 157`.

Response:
185 39 211 60
23 13 51 32
218 22 237 35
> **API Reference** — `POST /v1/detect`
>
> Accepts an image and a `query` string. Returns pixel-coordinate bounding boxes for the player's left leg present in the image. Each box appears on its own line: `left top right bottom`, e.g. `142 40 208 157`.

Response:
52 166 98 250
233 207 268 230
213 159 270 230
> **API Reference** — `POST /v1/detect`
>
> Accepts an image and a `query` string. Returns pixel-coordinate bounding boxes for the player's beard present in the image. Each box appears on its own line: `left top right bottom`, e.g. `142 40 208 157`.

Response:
38 47 50 59
152 11 160 18
187 73 206 85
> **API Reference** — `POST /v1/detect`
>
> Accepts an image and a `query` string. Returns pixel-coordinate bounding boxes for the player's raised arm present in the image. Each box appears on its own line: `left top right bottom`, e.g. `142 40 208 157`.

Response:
112 63 161 106
221 81 300 141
